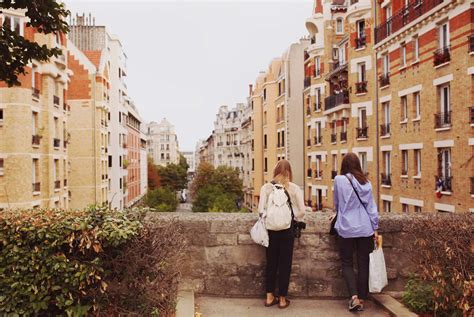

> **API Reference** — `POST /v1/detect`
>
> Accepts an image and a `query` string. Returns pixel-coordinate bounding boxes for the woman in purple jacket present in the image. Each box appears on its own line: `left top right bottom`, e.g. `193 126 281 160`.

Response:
334 153 379 312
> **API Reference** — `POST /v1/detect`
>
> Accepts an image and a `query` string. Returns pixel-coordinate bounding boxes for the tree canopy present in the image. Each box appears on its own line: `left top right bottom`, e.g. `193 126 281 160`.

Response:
0 1 70 86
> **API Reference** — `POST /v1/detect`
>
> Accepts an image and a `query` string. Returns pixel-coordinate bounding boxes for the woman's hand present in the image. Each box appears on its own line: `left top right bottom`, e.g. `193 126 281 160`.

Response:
374 230 380 248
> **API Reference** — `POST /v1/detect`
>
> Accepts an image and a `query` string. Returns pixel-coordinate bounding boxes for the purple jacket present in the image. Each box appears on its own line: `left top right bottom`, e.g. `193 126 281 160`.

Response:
334 173 379 238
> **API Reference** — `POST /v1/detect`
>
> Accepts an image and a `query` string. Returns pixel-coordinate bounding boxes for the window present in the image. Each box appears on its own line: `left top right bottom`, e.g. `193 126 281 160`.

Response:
414 206 422 213
357 19 365 40
0 109 3 123
120 178 122 189
264 134 267 149
439 84 450 115
414 149 421 176
401 150 408 175
264 157 268 172
386 6 392 35
402 204 409 213
400 43 407 67
316 155 322 178
32 158 39 190
336 18 344 34
358 108 367 128
252 159 254 171
315 88 321 110
2 14 23 36
339 45 346 64
413 92 421 119
358 62 366 82
332 154 338 172
263 88 267 101
383 54 390 75
438 148 451 179
439 22 449 49
332 48 339 60
359 152 368 174
0 158 4 175
315 57 321 76
383 200 392 213
277 131 281 148
315 122 321 143
32 112 38 135
413 36 420 61
383 151 391 181
281 130 285 147
382 102 390 134
401 96 408 121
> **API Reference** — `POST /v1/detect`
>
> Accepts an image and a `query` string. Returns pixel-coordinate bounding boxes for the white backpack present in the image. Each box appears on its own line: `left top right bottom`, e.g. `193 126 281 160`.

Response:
265 184 293 231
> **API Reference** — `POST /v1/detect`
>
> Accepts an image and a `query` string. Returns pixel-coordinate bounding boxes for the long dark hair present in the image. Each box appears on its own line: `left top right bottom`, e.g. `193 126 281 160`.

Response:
340 152 368 185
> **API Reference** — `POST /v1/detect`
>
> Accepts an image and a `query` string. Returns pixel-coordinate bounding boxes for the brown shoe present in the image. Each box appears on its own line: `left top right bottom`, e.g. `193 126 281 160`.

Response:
264 296 279 307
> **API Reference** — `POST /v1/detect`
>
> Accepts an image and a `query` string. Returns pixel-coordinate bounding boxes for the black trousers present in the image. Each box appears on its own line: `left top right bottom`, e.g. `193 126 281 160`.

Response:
338 235 374 300
265 227 295 296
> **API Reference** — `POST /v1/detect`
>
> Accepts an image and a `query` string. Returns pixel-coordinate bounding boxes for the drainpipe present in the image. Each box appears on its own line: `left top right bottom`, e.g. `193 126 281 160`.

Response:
373 1 381 212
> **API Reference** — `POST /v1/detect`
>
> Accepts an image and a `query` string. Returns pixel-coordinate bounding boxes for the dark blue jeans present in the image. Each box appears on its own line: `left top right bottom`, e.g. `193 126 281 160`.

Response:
265 227 294 296
338 235 374 300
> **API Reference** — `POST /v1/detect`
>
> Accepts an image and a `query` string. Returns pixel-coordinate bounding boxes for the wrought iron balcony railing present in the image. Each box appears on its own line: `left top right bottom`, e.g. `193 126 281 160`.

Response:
314 136 322 145
355 37 366 49
381 173 392 186
435 175 453 192
53 138 61 148
331 133 337 143
380 123 391 136
304 77 311 88
340 131 347 142
324 90 349 111
32 135 41 145
434 111 451 129
355 81 368 94
433 46 451 66
379 73 390 87
53 95 60 106
32 182 41 192
356 127 368 139
54 180 61 189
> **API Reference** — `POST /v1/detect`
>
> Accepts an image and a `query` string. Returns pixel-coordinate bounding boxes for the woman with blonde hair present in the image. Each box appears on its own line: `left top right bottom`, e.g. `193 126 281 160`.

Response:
258 159 305 309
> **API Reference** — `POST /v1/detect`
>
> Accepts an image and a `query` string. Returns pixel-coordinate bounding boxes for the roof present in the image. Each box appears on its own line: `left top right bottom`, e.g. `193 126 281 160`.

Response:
83 51 102 68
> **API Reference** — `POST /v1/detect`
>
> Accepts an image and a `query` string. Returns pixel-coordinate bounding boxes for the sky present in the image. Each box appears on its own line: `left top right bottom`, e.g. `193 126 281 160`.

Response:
65 0 313 151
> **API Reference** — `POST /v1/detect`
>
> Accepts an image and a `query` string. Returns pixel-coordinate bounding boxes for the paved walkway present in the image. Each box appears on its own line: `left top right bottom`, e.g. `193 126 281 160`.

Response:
195 297 390 317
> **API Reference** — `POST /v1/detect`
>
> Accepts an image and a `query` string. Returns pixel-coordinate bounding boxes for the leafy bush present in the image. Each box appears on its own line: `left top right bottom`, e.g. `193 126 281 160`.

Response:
0 207 185 316
145 187 178 212
405 214 473 316
402 275 434 314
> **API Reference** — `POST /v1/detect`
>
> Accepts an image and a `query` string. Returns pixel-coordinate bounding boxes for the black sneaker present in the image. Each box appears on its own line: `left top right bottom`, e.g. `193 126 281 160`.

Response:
348 298 362 312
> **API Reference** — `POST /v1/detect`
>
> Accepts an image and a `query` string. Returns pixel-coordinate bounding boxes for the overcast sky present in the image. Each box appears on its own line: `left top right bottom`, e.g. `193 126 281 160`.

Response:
65 0 313 151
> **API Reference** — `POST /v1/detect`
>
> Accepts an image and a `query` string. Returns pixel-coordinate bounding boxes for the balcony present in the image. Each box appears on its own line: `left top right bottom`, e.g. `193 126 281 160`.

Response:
433 46 451 66
32 135 41 146
306 106 311 116
53 95 60 106
314 136 322 145
324 90 349 111
380 123 391 136
64 179 68 187
470 107 474 125
304 77 311 88
469 35 474 53
32 182 40 192
54 180 61 190
381 173 392 186
435 176 452 192
375 0 444 44
331 133 337 143
379 73 390 87
306 139 311 147
355 37 366 49
53 138 61 148
340 131 347 142
315 202 323 211
331 170 337 180
32 88 40 99
307 169 313 178
434 111 451 129
356 127 368 139
355 81 368 94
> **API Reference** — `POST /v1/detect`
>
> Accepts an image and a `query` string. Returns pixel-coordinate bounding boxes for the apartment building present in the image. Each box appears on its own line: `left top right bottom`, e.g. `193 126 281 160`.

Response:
69 15 131 209
197 134 215 165
67 40 110 209
125 102 144 207
373 0 473 213
140 128 148 198
241 91 253 210
0 10 71 210
181 151 195 174
212 104 246 170
146 118 180 166
304 0 377 211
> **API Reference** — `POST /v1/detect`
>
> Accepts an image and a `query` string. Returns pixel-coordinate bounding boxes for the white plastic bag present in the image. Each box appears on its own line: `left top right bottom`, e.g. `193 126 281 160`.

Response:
250 215 269 247
369 246 388 293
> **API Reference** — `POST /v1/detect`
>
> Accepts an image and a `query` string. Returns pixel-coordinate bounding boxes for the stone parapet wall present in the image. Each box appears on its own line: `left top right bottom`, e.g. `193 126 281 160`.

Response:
145 212 417 298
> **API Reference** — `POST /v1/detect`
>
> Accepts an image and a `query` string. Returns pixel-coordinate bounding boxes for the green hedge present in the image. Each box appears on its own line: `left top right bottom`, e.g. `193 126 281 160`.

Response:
0 207 184 316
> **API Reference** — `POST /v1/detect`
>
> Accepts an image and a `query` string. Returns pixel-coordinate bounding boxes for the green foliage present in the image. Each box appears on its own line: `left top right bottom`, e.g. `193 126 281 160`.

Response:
402 276 435 314
208 193 238 213
179 154 190 171
192 184 240 213
0 1 70 86
145 187 179 212
405 214 473 316
157 163 187 192
0 207 141 316
211 165 243 198
147 157 161 190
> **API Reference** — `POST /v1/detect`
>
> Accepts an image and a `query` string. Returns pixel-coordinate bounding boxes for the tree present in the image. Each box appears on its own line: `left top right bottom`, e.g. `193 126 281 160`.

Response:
157 163 187 192
211 166 243 198
1 1 70 86
190 162 215 198
145 187 178 212
147 157 160 190
178 154 189 172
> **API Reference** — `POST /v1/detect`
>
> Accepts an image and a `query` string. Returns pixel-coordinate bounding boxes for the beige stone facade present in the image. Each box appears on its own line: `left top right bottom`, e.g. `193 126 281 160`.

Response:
146 118 180 166
0 10 71 210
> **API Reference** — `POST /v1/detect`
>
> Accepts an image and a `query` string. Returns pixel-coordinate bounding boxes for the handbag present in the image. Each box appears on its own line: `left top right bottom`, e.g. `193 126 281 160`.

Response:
250 213 269 247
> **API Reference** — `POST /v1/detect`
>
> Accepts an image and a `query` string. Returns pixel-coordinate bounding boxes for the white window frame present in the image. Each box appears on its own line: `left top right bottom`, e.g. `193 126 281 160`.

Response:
413 36 420 61
383 102 391 126
401 96 408 121
383 54 390 75
316 155 322 178
414 92 421 119
332 154 338 172
358 62 366 82
336 18 344 34
383 200 392 213
359 152 368 174
357 19 365 39
402 203 409 213
384 151 391 175
358 107 367 128
414 149 421 177
439 22 450 49
439 84 450 114
401 43 407 67
402 150 408 175
386 6 392 35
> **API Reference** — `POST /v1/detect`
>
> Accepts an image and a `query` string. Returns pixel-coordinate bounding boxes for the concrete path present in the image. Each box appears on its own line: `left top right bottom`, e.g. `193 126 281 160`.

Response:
195 297 390 317
177 203 193 212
